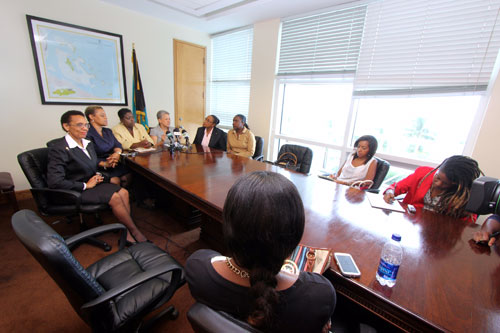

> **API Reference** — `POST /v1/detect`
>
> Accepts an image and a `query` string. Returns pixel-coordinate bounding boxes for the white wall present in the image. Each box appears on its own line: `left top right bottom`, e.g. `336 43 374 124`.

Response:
472 71 500 179
1 0 209 190
247 19 281 158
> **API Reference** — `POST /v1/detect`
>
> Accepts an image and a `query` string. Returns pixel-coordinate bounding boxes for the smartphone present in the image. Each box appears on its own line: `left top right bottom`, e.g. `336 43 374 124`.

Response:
334 252 361 277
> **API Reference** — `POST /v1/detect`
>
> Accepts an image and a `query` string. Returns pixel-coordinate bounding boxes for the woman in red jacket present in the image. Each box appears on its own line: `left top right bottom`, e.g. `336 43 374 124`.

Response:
383 155 481 221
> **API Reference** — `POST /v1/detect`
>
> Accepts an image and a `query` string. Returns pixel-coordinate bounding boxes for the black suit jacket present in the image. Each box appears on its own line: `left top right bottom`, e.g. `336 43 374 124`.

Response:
47 137 99 192
193 127 227 151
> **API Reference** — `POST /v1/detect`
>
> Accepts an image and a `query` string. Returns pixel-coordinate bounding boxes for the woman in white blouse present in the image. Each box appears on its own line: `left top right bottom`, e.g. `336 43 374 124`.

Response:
330 135 378 186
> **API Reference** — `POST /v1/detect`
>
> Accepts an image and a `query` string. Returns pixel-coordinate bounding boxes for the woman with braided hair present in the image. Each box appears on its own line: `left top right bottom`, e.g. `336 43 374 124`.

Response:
185 171 336 332
383 155 482 221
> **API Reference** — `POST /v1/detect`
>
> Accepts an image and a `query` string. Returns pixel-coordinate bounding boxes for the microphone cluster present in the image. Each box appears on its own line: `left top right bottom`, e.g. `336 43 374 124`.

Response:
164 127 190 152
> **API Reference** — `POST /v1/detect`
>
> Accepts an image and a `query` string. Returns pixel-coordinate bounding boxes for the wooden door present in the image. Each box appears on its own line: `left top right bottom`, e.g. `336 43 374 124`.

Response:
174 39 206 140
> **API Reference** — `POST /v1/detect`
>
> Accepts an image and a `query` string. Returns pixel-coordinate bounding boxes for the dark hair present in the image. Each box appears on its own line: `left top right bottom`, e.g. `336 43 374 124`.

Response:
223 171 305 330
210 115 220 126
118 108 132 120
235 114 250 129
60 110 84 131
84 105 103 121
419 155 482 219
353 135 378 164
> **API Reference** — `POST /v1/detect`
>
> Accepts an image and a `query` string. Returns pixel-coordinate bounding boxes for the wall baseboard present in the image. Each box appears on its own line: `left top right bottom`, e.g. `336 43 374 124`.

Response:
0 189 31 205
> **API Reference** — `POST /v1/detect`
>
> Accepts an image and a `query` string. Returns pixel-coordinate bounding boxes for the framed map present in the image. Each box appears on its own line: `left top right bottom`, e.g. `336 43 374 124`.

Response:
26 15 127 105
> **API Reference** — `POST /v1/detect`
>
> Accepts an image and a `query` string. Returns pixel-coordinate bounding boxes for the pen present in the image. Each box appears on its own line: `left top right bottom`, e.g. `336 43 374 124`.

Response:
476 230 500 246
490 231 500 239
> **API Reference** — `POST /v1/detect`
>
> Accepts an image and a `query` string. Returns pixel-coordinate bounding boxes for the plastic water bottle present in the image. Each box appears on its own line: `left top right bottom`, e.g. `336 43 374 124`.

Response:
376 233 402 287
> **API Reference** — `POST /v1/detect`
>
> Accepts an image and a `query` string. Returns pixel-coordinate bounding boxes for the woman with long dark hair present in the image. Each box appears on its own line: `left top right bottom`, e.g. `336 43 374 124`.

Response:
383 155 482 221
186 171 336 332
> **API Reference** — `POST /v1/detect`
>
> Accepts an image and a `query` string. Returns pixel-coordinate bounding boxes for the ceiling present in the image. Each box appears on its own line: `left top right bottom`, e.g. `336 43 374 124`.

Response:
101 0 355 34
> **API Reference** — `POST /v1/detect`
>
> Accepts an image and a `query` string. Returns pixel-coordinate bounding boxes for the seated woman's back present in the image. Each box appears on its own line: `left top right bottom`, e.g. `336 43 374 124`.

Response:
185 171 336 332
186 249 335 332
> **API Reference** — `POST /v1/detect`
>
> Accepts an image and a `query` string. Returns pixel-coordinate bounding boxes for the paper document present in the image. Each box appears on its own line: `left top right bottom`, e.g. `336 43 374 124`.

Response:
366 192 405 213
134 147 157 153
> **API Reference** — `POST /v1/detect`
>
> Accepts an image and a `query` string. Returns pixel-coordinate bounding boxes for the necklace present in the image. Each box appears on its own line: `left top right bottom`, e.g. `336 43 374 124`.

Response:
225 257 250 279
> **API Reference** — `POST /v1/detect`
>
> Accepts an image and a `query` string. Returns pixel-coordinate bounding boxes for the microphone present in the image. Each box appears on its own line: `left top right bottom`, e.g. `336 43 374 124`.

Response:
182 129 190 145
173 128 181 143
165 130 174 144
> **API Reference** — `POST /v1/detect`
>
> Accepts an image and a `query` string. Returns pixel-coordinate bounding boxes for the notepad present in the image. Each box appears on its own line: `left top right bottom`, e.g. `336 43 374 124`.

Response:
318 173 335 182
366 192 405 213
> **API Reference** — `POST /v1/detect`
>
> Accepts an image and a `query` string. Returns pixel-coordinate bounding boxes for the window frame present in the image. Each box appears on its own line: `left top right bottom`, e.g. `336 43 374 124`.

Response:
270 75 491 172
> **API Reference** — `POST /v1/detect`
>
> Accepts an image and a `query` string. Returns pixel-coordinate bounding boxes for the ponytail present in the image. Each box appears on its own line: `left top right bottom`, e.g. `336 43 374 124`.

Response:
247 267 279 330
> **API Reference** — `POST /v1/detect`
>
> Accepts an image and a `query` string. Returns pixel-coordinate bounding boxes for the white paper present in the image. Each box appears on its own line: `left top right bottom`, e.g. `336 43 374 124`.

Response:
366 192 405 213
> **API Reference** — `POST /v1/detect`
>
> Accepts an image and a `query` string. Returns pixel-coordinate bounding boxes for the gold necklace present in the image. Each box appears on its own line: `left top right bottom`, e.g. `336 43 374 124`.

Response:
225 257 250 279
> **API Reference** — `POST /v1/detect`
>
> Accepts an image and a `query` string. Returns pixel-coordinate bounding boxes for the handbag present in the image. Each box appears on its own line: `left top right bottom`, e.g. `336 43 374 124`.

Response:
276 152 300 172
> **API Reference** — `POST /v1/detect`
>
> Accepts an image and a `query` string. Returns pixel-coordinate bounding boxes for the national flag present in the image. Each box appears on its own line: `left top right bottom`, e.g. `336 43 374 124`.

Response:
132 48 149 131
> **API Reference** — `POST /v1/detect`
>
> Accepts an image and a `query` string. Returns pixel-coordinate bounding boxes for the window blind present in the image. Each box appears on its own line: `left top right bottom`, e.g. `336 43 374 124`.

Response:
353 0 500 95
209 28 253 126
278 5 366 76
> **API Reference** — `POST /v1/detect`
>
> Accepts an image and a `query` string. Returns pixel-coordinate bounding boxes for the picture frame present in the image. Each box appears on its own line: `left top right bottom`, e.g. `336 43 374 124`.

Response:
26 15 127 105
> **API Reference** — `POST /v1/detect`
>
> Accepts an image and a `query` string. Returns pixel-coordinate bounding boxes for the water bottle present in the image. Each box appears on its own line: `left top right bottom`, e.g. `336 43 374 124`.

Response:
376 233 402 287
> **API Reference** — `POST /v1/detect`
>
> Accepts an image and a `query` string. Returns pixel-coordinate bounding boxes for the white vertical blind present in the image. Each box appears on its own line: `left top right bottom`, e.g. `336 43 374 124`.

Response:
278 5 366 76
354 0 500 95
209 28 253 126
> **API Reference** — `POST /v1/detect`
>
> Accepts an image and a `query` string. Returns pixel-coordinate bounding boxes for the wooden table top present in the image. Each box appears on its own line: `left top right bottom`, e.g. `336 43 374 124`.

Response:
126 147 500 332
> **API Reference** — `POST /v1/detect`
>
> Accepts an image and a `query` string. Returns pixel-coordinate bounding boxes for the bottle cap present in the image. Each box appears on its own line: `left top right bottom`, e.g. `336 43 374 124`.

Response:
392 233 402 242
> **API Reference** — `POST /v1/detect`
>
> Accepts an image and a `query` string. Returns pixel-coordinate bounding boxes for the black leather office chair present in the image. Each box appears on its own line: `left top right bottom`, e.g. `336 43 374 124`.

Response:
188 302 262 333
17 148 111 251
370 157 390 191
277 144 313 174
252 136 264 161
12 209 184 332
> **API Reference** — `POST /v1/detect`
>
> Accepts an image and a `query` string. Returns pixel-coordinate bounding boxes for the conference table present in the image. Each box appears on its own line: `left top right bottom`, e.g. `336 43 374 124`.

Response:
126 146 500 332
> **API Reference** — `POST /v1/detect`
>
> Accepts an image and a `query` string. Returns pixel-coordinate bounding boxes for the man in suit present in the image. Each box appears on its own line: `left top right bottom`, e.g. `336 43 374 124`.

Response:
47 110 148 243
193 115 227 151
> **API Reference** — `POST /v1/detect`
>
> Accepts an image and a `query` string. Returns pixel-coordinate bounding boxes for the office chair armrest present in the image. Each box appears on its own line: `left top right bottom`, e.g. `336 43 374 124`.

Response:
253 155 264 161
31 188 82 209
81 264 183 310
65 223 127 248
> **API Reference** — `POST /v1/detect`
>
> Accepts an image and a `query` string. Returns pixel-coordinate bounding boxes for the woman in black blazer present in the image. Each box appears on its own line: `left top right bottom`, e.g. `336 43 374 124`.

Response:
193 115 227 151
47 110 148 243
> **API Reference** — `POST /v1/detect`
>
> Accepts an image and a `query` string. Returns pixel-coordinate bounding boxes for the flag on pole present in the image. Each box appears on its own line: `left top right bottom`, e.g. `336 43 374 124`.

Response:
132 47 149 131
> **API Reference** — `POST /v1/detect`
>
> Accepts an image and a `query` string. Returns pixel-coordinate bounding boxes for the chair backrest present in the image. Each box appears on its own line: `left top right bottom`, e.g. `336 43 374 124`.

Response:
11 210 105 321
252 136 264 161
187 302 262 333
17 148 50 189
277 144 313 174
372 157 390 190
17 148 52 211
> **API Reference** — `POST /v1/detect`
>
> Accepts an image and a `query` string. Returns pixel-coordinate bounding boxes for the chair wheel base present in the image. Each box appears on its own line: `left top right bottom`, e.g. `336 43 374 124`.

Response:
170 308 179 320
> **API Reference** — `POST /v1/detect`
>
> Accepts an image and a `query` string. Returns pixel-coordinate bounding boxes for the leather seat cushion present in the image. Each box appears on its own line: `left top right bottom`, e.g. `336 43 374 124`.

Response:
86 242 180 326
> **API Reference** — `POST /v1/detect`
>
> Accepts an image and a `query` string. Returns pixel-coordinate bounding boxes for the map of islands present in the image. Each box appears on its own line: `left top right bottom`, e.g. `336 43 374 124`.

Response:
33 21 125 104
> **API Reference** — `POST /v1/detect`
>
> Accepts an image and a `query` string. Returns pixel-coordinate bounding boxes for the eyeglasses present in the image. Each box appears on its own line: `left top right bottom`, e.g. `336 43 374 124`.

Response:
70 123 90 129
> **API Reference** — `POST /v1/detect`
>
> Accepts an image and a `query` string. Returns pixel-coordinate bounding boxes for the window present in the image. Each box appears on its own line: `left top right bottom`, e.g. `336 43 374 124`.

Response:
209 28 253 127
272 0 500 178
